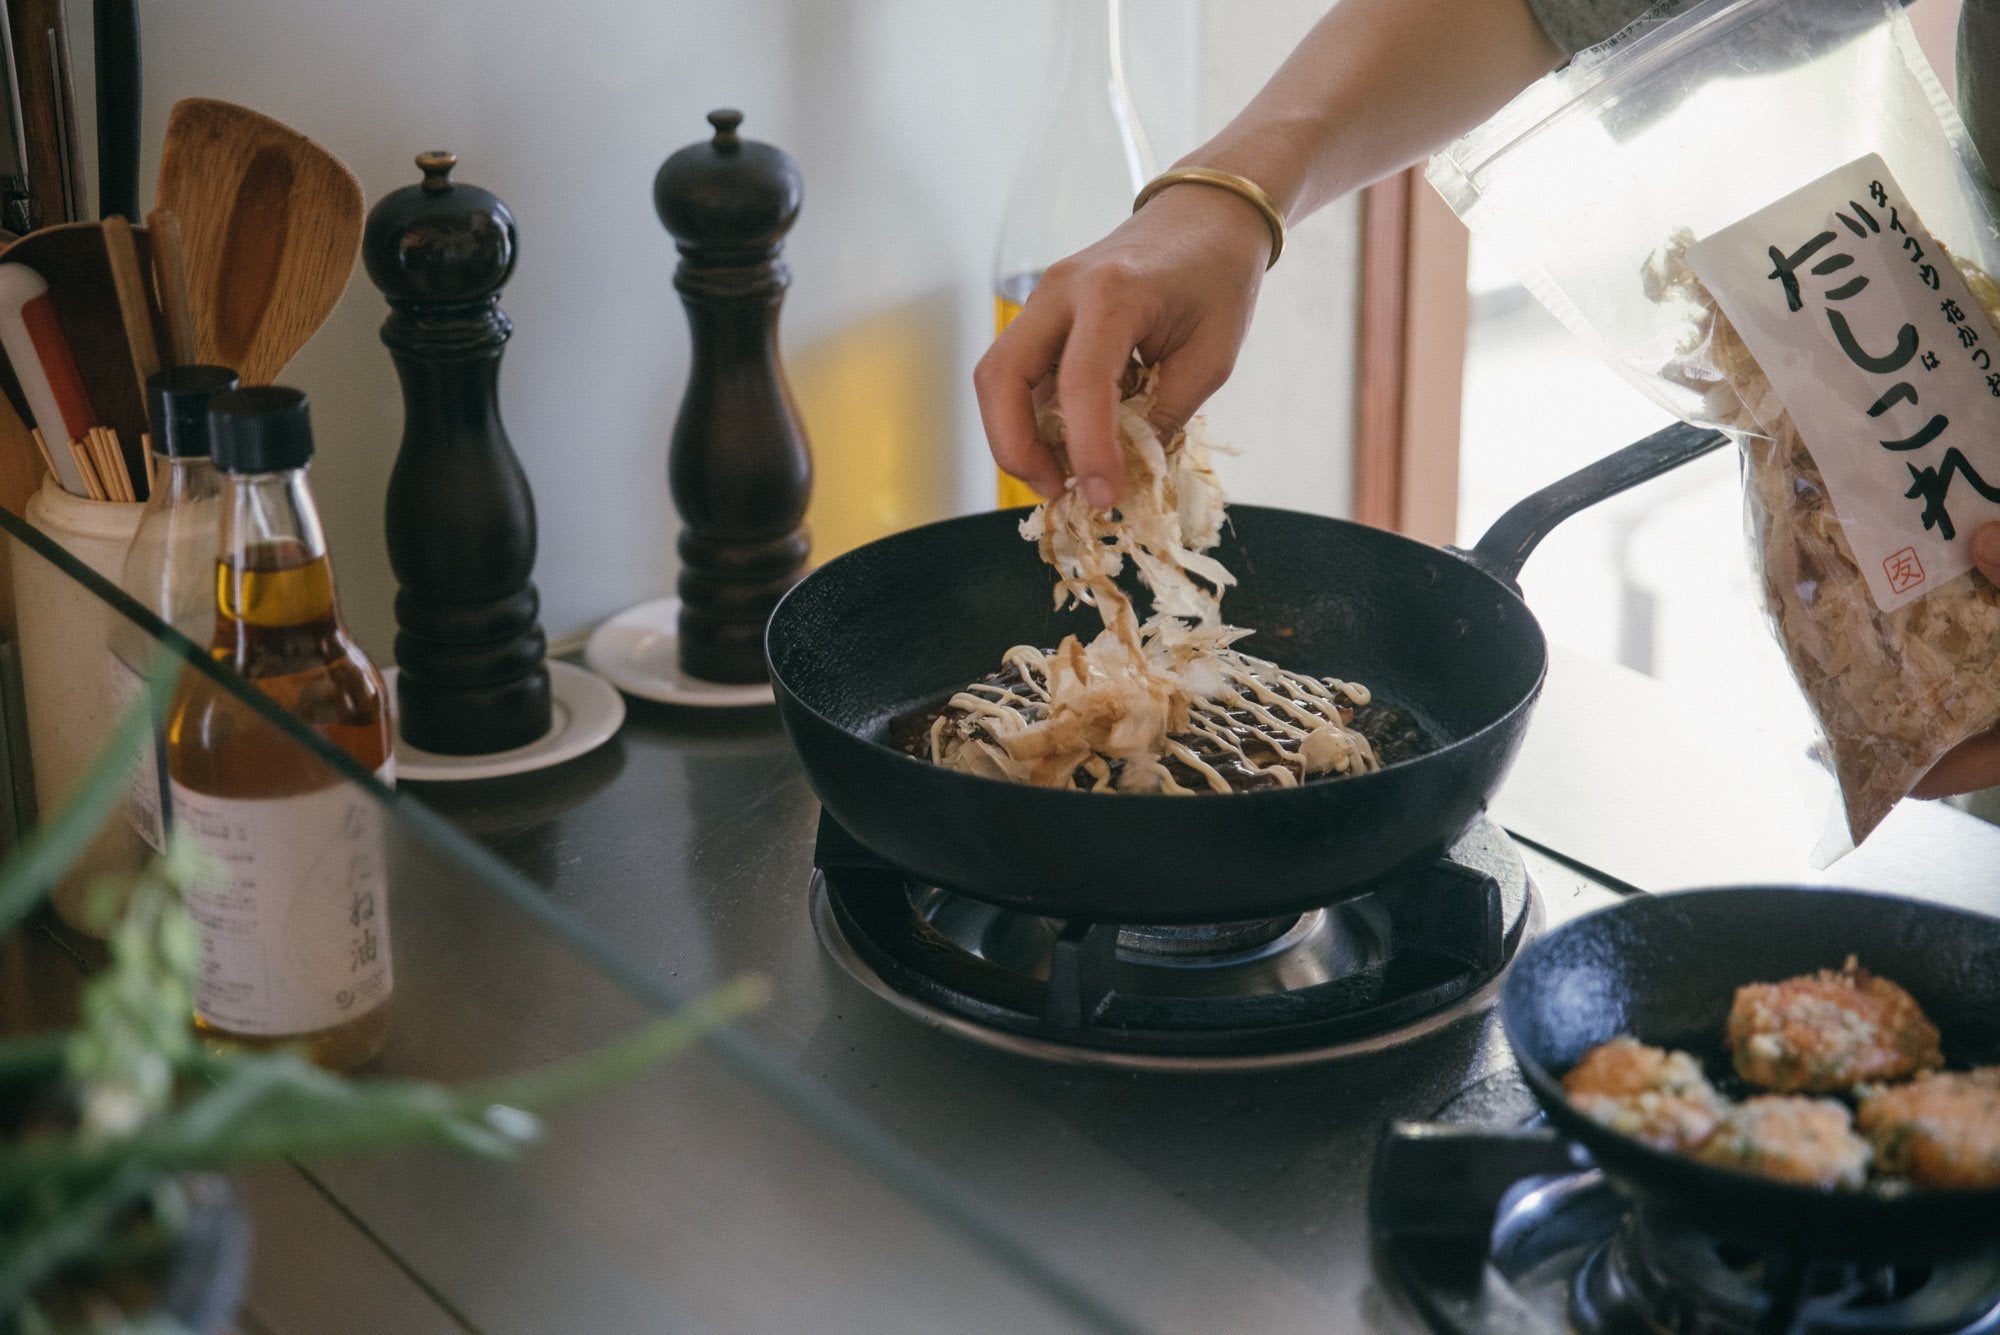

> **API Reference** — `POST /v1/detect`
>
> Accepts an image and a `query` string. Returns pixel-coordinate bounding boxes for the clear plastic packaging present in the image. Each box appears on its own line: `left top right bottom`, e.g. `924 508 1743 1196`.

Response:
1429 0 2000 849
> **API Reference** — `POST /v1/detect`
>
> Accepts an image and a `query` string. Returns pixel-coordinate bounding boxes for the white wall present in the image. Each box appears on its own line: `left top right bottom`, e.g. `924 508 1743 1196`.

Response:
118 0 1351 660
1194 2 1358 521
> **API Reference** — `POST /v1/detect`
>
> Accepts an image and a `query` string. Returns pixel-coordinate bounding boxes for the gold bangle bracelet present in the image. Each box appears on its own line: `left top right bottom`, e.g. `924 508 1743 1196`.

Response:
1132 167 1286 270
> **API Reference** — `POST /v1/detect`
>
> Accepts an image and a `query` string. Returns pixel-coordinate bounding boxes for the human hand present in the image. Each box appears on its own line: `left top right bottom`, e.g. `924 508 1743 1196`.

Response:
973 181 1274 508
1910 521 2000 798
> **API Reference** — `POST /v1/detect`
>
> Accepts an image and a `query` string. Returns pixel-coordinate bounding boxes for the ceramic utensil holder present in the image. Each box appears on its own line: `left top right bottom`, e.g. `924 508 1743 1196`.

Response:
14 474 147 931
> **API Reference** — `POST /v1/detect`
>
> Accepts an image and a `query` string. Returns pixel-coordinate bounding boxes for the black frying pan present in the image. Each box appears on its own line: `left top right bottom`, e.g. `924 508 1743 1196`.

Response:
1502 886 2000 1258
767 422 1725 923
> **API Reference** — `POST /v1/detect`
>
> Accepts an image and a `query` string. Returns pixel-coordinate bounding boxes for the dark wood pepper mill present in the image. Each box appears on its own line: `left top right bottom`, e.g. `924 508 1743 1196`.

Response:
364 151 551 754
653 109 812 684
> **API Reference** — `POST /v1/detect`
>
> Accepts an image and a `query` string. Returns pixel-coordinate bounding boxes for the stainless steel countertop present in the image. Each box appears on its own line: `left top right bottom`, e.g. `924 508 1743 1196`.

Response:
237 647 2000 1335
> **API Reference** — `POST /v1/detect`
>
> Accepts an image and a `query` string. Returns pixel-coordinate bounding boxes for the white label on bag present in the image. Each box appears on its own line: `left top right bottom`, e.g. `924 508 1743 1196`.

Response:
1687 153 2000 611
173 762 394 1036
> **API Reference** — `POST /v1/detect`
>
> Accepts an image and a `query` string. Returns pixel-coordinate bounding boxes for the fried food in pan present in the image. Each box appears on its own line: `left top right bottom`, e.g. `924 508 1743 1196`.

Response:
1857 1067 2000 1190
1560 1036 1727 1154
1561 960 1991 1191
1695 1095 1873 1190
1725 957 1943 1095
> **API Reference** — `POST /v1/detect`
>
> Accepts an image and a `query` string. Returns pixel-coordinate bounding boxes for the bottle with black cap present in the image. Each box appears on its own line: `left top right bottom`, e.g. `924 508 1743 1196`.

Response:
111 365 241 853
166 385 394 1072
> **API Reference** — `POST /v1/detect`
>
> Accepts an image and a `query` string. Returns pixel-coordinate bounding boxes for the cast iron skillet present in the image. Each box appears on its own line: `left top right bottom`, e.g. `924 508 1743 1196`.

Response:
767 422 1724 923
1502 886 2000 1259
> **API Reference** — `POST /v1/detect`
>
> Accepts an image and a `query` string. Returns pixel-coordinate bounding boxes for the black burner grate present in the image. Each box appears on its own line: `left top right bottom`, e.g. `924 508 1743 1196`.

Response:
812 811 1531 1061
1371 1072 2000 1335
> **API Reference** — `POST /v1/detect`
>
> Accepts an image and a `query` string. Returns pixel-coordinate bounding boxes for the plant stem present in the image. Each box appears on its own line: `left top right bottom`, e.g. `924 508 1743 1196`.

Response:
468 975 770 1112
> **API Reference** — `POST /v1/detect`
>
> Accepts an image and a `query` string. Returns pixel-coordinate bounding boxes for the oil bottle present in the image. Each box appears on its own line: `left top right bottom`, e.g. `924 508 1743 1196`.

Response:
166 386 394 1071
111 365 240 852
992 0 1153 508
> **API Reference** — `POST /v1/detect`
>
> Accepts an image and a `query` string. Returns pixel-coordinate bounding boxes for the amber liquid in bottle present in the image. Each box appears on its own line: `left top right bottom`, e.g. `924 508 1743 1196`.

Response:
169 479 394 1072
994 270 1044 510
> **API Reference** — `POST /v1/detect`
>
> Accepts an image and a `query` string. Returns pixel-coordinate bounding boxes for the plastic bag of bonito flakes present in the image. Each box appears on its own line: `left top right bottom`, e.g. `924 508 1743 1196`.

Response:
1428 0 2000 853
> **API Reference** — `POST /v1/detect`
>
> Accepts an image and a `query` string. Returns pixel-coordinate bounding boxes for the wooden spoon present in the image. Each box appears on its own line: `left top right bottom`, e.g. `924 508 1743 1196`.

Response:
154 98 363 385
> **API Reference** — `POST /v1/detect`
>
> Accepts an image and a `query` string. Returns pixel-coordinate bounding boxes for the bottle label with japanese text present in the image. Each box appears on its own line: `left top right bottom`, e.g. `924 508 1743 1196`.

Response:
1687 153 2000 611
172 761 395 1036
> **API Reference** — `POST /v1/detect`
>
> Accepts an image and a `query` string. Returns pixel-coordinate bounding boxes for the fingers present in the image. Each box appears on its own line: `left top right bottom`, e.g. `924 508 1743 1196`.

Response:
973 190 1268 509
1055 277 1149 509
1145 326 1242 444
1910 724 2000 799
974 299 1068 500
1974 521 2000 584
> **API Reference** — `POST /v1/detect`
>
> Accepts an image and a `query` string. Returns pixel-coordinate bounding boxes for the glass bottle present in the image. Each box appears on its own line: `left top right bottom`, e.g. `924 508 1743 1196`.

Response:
110 365 240 852
992 0 1154 508
166 386 394 1072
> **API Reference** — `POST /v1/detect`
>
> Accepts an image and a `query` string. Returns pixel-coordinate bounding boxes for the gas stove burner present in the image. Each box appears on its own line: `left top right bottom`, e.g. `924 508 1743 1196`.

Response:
1372 1072 2000 1335
809 812 1535 1071
1571 1204 2000 1335
1114 913 1306 958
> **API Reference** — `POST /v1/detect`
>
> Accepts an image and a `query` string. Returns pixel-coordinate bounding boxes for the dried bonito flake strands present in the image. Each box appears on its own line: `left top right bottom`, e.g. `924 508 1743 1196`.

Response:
933 365 1379 793
1024 366 1235 635
1653 237 2000 844
929 642 1377 794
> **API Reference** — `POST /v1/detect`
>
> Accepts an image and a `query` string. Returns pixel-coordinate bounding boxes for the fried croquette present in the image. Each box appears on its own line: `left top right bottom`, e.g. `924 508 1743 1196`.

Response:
1695 1095 1873 1189
1561 1036 1727 1152
1726 957 1943 1094
1856 1067 2000 1189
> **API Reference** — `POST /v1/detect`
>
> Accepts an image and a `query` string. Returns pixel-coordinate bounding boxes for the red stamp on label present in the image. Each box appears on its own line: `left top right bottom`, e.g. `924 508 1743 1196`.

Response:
1884 547 1926 595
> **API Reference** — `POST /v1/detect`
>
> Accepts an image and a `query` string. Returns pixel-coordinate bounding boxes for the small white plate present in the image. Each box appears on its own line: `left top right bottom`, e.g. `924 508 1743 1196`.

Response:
386 660 625 782
583 596 776 708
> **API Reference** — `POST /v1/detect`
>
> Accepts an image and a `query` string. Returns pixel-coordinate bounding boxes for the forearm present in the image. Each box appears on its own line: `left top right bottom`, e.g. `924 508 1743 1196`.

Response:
1180 0 1565 224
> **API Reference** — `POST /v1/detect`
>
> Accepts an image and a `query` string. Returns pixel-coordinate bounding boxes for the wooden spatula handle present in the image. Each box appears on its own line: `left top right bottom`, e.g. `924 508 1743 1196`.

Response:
145 209 199 368
101 215 158 405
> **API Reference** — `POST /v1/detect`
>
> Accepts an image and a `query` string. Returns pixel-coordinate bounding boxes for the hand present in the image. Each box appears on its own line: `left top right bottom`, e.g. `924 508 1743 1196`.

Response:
1910 521 2000 798
973 182 1274 507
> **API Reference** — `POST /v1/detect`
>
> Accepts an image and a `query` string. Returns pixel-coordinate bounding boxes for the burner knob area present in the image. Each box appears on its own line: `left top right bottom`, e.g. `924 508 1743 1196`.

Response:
1367 1119 1579 1244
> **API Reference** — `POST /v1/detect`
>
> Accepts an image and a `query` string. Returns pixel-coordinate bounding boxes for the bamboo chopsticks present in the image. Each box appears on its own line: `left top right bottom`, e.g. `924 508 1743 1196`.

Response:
38 425 137 501
2 211 202 505
102 216 160 412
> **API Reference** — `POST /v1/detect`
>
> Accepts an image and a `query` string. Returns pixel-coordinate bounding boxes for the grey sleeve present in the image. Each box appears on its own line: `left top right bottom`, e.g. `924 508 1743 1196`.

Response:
1524 0 1678 54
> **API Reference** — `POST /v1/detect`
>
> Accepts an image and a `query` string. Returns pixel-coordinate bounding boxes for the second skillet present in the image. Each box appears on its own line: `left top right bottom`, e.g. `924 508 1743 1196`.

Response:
1501 885 2000 1260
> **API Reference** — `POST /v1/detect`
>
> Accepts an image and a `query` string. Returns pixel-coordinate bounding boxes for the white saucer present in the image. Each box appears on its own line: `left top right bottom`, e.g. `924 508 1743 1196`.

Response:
385 660 625 781
583 596 776 708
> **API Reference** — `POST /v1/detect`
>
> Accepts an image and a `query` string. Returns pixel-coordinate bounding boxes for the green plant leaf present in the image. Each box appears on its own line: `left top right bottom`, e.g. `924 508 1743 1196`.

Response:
0 976 770 1313
0 647 770 1325
469 974 771 1114
0 1032 67 1078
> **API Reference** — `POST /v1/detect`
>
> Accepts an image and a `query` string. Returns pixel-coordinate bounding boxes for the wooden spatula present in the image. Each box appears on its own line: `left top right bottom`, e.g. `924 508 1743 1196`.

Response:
155 98 363 385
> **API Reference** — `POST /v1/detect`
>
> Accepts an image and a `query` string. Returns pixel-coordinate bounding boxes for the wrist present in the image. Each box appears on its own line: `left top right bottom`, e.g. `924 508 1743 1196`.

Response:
1134 167 1286 269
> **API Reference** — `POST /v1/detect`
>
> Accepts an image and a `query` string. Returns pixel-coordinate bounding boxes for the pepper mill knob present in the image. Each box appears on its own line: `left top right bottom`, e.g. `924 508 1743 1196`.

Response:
365 151 551 755
653 109 812 684
365 151 518 308
418 149 456 188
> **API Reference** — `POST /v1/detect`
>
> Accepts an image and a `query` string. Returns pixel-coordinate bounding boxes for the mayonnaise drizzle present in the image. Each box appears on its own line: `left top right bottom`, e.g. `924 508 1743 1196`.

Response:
931 643 1379 794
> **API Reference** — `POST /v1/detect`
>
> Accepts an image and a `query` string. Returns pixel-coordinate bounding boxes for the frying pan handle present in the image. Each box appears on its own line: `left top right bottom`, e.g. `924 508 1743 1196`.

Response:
1368 1121 1585 1239
1456 422 1731 588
